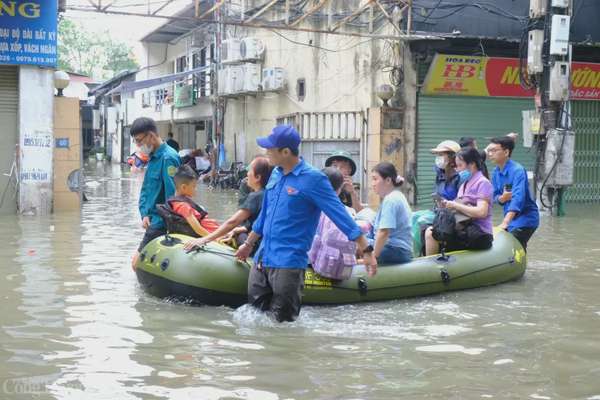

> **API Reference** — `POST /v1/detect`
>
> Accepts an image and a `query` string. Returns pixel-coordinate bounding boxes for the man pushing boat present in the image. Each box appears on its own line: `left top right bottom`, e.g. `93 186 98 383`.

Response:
235 125 377 322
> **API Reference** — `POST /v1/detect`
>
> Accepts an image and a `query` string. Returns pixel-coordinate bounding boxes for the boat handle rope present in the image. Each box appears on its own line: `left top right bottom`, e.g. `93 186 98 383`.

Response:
186 245 252 267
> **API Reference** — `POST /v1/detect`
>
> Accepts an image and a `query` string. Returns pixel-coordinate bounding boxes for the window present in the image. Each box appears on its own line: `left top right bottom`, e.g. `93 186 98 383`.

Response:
192 46 212 98
297 78 306 101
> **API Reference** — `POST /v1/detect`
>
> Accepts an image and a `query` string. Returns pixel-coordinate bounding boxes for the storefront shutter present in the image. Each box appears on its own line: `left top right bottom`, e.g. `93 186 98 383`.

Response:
0 66 19 213
416 96 535 207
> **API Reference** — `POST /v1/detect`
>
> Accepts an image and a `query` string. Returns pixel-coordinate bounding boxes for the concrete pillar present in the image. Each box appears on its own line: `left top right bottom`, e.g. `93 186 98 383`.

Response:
18 66 54 216
366 106 406 206
401 43 418 205
53 96 82 211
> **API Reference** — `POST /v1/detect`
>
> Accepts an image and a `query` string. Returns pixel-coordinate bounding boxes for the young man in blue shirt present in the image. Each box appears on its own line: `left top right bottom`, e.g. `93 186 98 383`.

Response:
130 117 181 269
235 125 377 322
487 136 539 250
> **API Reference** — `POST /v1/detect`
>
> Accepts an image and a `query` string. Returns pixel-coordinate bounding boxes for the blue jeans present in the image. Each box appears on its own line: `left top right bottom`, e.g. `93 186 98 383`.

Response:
378 245 413 265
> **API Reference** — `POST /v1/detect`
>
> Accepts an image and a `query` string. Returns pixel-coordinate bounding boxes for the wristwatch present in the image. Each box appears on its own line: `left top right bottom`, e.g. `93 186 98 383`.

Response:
362 245 374 254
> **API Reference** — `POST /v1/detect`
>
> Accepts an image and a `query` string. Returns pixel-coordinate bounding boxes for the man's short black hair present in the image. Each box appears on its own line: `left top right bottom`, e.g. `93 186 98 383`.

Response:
459 137 476 148
168 132 174 138
490 136 515 157
130 117 157 137
174 165 198 187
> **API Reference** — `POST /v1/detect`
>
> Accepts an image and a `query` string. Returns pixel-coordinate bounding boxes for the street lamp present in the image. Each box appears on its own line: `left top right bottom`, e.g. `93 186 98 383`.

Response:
54 70 70 97
376 84 394 107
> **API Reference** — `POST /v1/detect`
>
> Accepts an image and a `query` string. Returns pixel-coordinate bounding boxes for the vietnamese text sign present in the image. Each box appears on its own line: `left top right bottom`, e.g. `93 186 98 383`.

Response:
0 1 57 67
423 54 600 100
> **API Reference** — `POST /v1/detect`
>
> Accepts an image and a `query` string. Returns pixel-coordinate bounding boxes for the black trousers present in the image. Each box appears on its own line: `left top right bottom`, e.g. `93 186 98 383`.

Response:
247 265 305 322
137 226 166 252
510 227 537 251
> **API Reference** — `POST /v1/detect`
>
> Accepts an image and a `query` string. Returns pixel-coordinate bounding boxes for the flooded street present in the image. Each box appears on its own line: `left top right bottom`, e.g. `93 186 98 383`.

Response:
1 161 600 400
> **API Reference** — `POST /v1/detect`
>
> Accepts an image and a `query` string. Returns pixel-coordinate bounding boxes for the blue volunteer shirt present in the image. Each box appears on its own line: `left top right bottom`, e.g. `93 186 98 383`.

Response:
139 143 181 229
252 159 362 269
434 166 460 201
492 159 539 231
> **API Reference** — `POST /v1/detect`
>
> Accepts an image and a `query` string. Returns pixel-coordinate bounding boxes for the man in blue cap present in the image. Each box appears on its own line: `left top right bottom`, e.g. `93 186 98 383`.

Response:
235 125 377 322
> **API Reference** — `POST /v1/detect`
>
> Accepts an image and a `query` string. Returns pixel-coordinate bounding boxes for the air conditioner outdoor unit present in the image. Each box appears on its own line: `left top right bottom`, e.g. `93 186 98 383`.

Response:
228 65 244 94
261 67 286 91
240 37 265 61
221 39 242 64
242 64 261 92
217 68 228 95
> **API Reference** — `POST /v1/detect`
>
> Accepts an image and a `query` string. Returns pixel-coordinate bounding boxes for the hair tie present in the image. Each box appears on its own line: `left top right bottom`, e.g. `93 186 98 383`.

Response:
395 176 404 185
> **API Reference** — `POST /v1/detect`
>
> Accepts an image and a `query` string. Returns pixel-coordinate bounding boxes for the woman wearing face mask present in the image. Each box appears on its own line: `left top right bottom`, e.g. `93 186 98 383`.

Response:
431 140 462 201
411 140 462 256
424 147 494 256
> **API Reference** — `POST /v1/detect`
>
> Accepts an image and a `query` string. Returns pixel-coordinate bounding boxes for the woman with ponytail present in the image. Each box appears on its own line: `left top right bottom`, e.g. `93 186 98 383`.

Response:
425 147 494 255
368 162 413 265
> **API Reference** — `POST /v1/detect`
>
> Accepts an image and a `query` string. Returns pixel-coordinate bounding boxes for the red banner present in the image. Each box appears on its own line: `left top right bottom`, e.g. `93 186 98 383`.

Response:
423 54 600 100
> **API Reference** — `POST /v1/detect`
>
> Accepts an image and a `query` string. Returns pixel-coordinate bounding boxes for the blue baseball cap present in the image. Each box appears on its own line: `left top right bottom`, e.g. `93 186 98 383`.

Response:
256 125 301 151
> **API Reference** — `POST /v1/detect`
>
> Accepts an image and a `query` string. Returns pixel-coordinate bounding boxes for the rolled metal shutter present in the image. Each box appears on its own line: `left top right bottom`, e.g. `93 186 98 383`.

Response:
0 66 19 213
416 96 535 206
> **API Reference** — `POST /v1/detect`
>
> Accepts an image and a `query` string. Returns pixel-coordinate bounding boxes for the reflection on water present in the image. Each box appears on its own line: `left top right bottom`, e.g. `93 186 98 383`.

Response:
1 161 600 399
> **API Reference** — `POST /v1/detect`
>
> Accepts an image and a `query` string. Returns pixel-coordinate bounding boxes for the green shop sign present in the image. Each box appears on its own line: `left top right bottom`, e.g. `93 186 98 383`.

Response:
174 84 196 108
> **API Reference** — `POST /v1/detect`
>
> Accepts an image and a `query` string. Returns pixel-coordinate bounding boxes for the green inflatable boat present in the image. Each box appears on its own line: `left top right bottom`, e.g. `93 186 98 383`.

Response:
135 229 527 306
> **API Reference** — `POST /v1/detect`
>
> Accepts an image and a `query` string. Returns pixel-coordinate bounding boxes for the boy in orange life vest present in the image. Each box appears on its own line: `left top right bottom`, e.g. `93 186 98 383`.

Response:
169 165 220 236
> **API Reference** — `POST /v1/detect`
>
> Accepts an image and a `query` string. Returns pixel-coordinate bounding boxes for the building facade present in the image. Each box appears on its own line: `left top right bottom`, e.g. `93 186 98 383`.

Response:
0 1 58 215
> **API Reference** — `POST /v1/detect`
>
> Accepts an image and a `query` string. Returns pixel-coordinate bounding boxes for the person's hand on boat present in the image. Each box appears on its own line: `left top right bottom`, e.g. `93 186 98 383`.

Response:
235 243 252 261
142 216 150 230
497 221 509 231
184 237 207 251
363 252 377 277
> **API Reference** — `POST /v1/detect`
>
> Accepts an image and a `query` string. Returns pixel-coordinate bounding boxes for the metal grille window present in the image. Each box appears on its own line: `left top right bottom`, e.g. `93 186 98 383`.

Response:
565 101 600 203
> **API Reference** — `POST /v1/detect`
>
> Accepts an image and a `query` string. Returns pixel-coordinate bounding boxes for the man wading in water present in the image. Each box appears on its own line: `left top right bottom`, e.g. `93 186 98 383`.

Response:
130 117 181 269
235 125 377 322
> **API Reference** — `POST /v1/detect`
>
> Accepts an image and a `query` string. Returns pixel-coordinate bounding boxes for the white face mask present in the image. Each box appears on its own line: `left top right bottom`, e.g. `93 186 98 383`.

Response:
435 156 447 169
139 143 153 155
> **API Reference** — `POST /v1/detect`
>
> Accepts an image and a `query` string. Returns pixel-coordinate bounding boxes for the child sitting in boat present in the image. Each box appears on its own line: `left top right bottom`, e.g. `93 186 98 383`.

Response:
308 167 358 280
156 165 220 237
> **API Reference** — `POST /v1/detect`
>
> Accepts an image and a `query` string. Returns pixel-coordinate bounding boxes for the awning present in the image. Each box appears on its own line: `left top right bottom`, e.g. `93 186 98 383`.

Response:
106 66 209 95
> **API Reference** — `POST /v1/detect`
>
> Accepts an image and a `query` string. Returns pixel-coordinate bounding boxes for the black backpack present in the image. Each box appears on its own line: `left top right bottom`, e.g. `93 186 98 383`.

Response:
432 208 456 244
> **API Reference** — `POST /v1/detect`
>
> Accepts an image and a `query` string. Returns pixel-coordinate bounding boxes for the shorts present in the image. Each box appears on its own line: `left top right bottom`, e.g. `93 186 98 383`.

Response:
247 265 305 323
434 222 493 253
510 227 537 251
137 226 166 252
378 245 413 265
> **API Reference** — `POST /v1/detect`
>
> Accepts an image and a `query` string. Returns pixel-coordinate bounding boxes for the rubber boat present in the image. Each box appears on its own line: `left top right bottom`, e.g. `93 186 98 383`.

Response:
135 229 526 306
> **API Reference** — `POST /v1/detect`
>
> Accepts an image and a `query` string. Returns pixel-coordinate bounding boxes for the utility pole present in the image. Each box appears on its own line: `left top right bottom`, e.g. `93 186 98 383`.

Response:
527 0 574 216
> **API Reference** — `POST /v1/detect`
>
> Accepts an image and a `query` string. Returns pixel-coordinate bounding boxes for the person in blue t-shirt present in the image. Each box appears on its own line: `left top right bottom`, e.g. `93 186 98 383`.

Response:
487 136 539 250
130 117 181 269
368 162 413 265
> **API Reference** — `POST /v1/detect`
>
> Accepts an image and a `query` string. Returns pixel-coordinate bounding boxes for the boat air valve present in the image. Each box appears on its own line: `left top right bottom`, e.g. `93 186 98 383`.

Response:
160 259 170 271
358 277 368 295
440 269 451 285
150 254 156 263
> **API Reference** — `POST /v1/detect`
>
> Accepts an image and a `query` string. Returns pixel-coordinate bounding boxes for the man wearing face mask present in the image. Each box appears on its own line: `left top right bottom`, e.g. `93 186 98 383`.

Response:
130 117 181 270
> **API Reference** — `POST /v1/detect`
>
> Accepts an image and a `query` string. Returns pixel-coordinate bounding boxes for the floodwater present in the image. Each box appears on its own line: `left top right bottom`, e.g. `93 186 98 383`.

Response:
1 161 599 400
